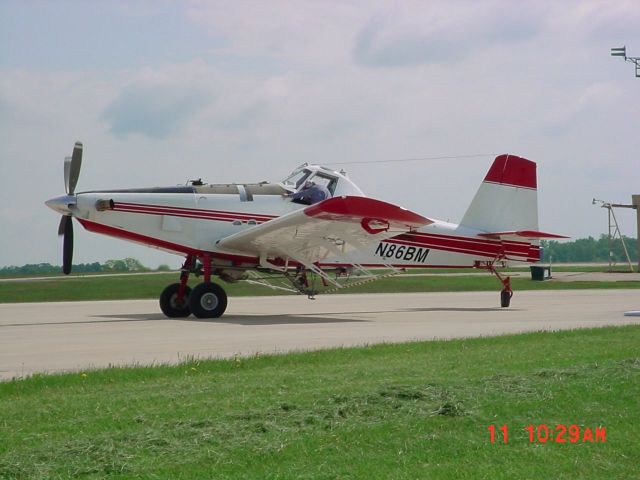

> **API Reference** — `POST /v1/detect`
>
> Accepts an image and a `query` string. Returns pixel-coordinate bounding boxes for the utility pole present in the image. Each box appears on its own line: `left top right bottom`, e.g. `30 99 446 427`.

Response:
609 46 639 270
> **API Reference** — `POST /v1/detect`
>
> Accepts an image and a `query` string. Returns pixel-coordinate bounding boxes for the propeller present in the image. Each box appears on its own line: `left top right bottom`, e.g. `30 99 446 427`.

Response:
55 142 83 274
58 216 74 274
66 142 83 195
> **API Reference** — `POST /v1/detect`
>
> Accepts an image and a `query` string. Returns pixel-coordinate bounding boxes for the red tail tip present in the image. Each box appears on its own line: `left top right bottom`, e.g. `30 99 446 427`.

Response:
484 154 537 189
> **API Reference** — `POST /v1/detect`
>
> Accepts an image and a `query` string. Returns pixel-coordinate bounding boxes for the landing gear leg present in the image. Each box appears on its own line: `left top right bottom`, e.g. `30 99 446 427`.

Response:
189 253 228 319
159 255 195 318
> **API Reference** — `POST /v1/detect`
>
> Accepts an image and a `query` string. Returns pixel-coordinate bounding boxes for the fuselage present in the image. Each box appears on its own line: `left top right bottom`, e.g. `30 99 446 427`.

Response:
47 162 540 272
67 188 539 271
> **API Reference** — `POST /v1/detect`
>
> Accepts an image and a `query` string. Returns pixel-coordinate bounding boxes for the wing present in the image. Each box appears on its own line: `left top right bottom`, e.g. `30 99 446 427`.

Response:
216 196 432 273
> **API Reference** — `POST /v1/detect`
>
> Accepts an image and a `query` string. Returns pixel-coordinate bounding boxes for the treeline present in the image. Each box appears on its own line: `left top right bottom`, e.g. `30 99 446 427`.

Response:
541 235 638 263
0 258 172 276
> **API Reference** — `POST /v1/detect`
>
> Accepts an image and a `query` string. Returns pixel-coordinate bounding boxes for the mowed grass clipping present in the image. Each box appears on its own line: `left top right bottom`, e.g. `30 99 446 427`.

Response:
1 325 639 479
1 271 639 303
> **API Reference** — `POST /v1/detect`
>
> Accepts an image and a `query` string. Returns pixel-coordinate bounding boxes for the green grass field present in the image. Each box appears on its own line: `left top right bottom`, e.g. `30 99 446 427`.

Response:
1 326 638 479
1 271 639 303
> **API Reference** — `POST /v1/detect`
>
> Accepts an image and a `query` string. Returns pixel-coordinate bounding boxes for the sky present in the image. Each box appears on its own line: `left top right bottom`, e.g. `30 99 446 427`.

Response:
1 0 639 269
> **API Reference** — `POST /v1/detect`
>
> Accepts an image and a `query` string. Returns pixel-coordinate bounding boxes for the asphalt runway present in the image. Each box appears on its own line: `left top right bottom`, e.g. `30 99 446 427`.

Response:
1 290 639 380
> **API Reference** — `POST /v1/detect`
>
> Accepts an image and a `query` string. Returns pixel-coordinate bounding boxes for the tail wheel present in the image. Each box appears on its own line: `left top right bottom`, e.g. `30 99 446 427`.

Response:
189 283 228 319
500 289 513 308
160 283 192 318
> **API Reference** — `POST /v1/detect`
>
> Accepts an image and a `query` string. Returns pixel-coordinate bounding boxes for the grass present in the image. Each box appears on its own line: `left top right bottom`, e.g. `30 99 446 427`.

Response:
1 325 638 479
0 273 285 303
0 270 638 304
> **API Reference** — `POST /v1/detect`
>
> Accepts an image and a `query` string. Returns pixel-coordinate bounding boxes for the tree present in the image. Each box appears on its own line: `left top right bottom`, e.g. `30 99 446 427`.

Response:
124 258 148 272
541 235 637 263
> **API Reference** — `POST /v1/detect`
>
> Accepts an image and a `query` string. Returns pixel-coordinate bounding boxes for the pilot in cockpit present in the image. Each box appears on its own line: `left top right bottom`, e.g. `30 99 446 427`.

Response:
284 180 330 205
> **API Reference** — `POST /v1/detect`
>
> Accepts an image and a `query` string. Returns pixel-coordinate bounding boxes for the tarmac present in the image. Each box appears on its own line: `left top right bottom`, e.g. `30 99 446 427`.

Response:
1 289 639 380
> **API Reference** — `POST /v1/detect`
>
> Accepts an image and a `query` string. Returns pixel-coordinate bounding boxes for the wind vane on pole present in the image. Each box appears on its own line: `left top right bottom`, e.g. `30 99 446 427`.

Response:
611 46 640 78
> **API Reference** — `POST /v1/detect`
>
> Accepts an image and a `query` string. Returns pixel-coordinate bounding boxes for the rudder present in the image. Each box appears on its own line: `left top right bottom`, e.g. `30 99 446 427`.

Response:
460 154 539 233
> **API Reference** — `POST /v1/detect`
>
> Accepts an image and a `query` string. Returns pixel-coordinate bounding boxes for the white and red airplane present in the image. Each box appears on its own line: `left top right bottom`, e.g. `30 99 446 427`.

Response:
46 143 566 318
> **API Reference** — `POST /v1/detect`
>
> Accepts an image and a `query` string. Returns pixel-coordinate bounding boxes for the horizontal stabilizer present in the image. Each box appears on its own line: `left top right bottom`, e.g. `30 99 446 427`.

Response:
478 230 569 240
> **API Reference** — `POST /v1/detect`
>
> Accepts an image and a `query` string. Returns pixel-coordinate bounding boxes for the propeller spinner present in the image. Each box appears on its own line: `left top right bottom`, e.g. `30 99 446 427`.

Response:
46 142 83 274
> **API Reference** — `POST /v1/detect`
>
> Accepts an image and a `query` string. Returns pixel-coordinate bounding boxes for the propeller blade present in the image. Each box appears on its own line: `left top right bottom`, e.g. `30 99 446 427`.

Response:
64 156 71 194
57 215 67 236
68 142 83 195
62 216 74 275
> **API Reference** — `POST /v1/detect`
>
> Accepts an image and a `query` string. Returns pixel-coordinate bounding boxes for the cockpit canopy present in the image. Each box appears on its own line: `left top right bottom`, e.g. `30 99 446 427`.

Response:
280 164 364 197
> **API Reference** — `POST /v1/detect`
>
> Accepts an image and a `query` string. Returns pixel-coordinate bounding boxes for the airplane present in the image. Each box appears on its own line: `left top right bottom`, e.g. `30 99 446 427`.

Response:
46 143 566 319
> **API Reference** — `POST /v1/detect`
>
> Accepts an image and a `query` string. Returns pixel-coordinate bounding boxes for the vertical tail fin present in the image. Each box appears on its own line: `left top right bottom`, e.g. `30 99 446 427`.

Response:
461 154 539 233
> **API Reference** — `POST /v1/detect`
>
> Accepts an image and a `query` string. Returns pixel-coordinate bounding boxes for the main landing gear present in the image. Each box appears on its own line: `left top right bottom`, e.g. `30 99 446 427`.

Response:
159 254 228 319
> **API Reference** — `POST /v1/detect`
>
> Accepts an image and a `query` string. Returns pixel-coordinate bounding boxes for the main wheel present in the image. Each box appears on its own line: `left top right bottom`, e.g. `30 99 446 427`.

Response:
189 282 228 319
159 283 192 318
500 289 513 308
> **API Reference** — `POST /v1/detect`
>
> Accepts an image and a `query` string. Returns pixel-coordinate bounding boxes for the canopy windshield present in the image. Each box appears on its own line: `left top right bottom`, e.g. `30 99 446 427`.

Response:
281 169 312 190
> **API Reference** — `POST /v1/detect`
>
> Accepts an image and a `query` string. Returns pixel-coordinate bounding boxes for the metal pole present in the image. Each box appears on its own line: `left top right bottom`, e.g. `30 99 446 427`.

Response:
593 198 638 272
634 195 640 272
610 207 634 272
608 206 613 271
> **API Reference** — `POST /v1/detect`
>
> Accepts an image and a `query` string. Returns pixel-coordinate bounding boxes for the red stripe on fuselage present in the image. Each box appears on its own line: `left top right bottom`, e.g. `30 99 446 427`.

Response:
113 206 270 224
116 202 278 220
112 202 277 223
391 232 538 260
408 230 530 247
77 218 202 256
388 236 499 258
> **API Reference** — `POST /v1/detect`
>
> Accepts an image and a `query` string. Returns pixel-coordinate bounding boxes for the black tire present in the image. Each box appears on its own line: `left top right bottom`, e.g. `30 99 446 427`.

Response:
189 282 228 319
500 289 513 308
159 283 192 318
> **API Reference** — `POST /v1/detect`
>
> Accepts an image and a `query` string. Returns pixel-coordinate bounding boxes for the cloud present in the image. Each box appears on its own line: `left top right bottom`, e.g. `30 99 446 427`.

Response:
184 1 365 70
546 0 640 43
539 82 624 136
0 94 11 124
101 81 211 138
353 2 542 67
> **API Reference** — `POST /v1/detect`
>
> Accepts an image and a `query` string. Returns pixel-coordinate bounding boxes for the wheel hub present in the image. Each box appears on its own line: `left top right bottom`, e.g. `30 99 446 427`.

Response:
170 294 187 309
200 292 219 311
